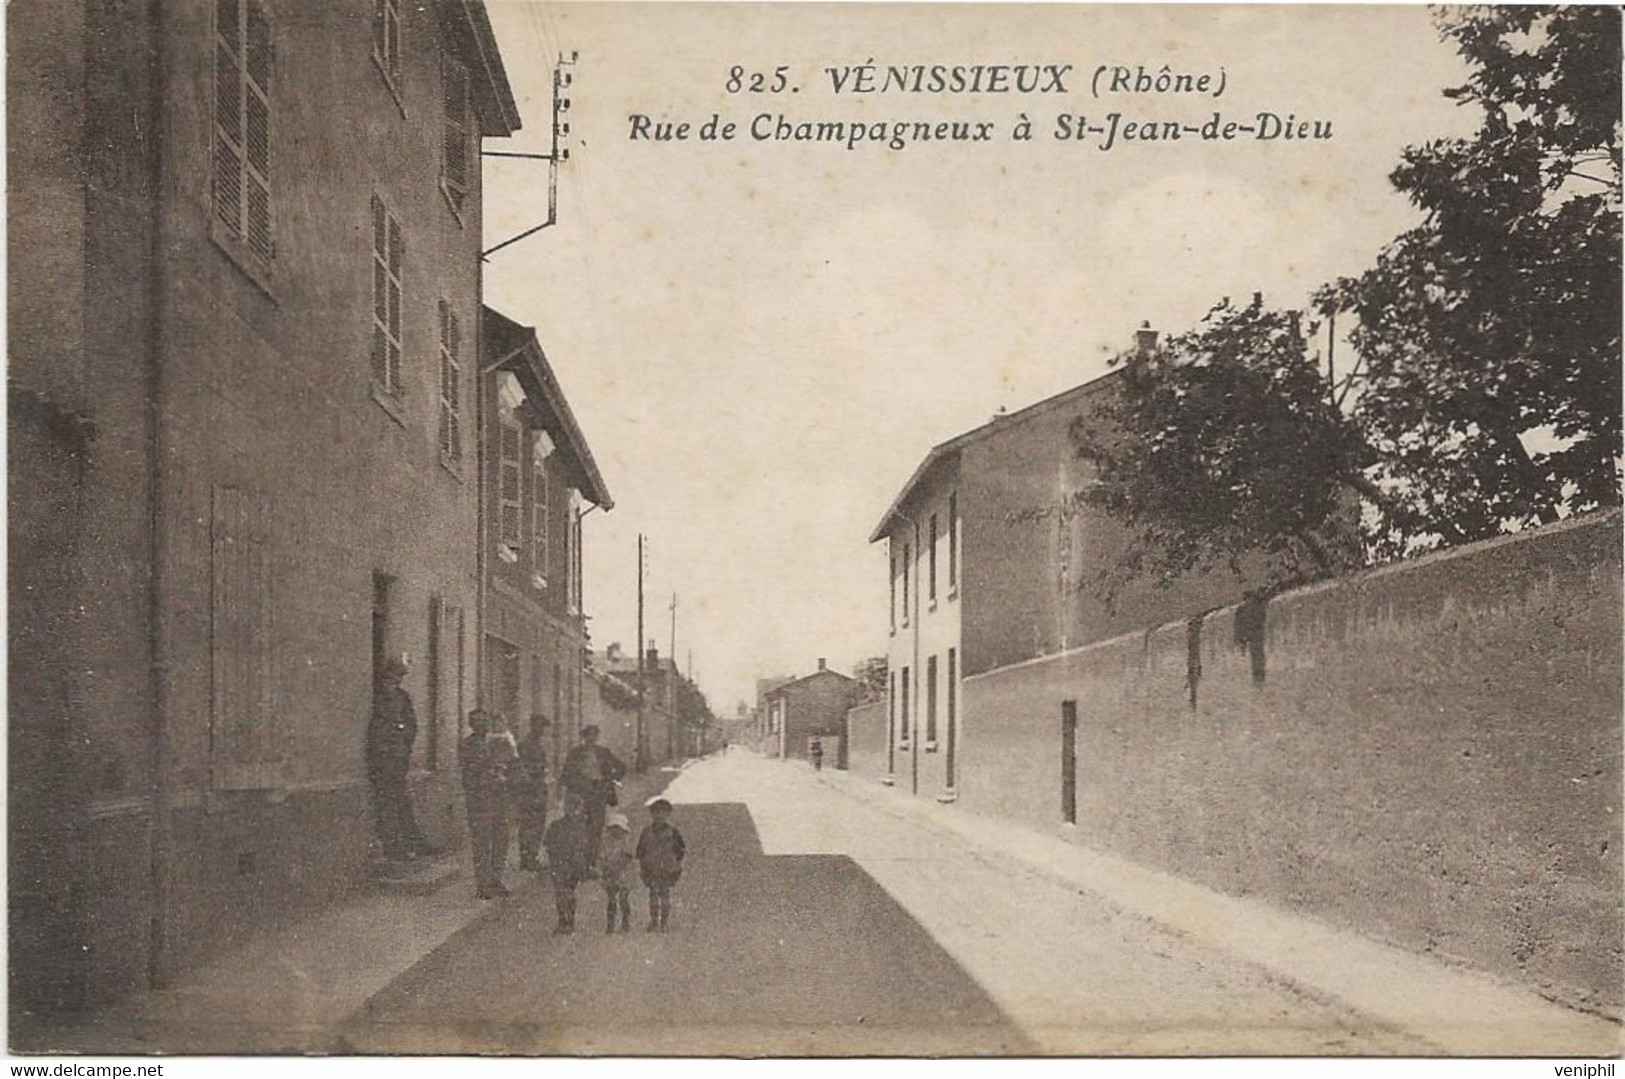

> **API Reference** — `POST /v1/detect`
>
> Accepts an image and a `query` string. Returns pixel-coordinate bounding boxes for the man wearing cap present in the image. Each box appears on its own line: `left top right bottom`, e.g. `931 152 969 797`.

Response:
367 656 433 860
561 725 627 869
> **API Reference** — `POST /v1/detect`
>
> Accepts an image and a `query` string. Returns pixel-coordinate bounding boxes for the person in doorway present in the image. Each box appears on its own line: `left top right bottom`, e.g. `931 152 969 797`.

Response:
367 656 434 860
561 725 627 869
810 737 825 771
598 813 635 934
543 794 593 933
460 709 511 900
515 713 552 872
636 798 686 932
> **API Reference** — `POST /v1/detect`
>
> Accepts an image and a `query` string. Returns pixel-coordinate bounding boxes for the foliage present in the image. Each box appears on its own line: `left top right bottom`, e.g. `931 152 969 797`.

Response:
1078 6 1621 592
1071 299 1371 599
1317 5 1621 557
852 656 888 701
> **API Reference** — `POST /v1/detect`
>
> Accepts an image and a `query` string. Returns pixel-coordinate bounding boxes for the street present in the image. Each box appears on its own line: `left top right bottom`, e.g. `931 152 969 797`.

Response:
339 750 1436 1055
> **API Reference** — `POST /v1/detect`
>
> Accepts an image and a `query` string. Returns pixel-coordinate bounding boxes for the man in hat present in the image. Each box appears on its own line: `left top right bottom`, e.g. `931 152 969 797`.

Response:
367 656 433 860
515 713 552 872
461 709 512 899
561 724 627 869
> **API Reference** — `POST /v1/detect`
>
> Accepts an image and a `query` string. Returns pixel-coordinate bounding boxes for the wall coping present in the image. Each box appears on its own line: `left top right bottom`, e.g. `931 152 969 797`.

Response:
965 507 1623 685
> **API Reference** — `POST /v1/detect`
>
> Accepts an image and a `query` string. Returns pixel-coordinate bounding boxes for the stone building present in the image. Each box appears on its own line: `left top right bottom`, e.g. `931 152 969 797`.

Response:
479 307 612 774
864 326 1258 801
763 661 859 764
8 0 519 1013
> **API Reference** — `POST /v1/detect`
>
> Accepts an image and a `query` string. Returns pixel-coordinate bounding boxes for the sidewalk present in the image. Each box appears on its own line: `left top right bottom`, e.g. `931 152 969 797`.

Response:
14 763 687 1055
805 760 1623 1057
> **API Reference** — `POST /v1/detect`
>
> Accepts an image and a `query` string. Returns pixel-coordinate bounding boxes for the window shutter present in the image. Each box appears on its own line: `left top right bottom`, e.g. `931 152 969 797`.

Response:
211 485 278 789
214 0 273 260
442 59 470 208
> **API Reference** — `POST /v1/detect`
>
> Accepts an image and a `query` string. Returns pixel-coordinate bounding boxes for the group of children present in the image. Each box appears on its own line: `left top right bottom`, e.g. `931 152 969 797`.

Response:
542 795 687 935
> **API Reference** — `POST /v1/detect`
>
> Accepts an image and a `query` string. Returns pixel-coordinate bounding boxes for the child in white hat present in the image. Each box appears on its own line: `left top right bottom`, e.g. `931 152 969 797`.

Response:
599 812 635 933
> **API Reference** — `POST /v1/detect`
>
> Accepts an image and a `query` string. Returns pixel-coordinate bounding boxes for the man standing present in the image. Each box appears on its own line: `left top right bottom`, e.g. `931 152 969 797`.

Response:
367 656 433 860
515 713 552 872
460 710 511 900
560 725 627 868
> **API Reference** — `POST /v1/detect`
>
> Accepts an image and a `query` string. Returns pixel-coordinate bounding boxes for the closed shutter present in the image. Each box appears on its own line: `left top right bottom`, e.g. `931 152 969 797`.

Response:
214 0 273 260
211 486 279 789
442 58 470 209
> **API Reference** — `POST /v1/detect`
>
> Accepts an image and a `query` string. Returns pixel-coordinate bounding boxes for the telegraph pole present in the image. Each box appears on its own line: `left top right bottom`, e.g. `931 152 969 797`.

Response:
636 533 646 773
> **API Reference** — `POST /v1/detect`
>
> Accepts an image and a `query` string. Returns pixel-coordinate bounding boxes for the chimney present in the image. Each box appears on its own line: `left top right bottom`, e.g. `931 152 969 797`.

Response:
1134 320 1159 356
646 640 660 668
817 658 827 671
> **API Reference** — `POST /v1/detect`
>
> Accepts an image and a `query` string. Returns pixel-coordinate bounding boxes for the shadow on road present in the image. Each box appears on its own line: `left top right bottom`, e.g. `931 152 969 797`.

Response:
342 801 1033 1055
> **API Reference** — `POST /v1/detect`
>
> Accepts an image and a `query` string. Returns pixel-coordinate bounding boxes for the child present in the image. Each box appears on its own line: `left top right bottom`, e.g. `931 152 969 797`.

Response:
636 798 686 932
543 795 591 934
599 813 635 934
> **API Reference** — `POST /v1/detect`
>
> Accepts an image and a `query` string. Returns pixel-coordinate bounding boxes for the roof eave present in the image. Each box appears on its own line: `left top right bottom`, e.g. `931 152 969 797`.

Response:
484 309 614 510
456 0 522 138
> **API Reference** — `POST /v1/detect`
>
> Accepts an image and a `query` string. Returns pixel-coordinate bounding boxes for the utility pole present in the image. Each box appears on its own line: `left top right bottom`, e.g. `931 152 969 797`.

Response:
668 593 678 715
636 533 645 773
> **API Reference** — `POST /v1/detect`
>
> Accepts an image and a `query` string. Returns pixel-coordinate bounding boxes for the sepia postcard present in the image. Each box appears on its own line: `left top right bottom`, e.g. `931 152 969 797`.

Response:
6 0 1622 1061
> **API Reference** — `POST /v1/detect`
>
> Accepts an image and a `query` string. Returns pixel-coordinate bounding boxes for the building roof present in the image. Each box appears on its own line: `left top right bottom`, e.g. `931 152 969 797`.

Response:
447 0 522 138
763 667 857 700
483 306 613 509
868 368 1121 543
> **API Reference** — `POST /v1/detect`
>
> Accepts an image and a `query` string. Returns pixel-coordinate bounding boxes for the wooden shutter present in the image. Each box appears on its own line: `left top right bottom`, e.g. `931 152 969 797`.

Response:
439 302 462 461
214 0 273 259
372 196 403 396
442 58 470 209
211 486 278 789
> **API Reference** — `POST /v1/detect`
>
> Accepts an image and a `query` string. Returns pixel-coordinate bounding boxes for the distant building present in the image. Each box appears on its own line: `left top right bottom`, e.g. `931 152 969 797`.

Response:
867 325 1260 801
479 307 612 771
763 661 859 764
8 0 520 1010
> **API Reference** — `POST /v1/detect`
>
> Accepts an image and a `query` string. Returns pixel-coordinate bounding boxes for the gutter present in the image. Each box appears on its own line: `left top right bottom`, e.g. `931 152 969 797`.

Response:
143 0 175 989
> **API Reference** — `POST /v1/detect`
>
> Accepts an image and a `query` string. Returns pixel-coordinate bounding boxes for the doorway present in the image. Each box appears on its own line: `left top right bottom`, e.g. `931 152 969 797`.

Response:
1061 700 1078 825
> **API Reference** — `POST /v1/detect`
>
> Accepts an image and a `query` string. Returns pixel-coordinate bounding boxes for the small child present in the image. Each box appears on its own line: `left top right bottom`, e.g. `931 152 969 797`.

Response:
636 798 686 932
543 795 591 934
599 813 635 934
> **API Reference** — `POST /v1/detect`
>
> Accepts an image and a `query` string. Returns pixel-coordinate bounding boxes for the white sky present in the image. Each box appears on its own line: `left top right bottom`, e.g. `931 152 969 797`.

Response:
479 2 1479 711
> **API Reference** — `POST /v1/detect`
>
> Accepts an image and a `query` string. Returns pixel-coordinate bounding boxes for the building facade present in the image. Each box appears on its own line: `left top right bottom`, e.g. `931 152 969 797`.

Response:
867 328 1260 802
479 307 612 771
9 0 518 1013
763 662 859 764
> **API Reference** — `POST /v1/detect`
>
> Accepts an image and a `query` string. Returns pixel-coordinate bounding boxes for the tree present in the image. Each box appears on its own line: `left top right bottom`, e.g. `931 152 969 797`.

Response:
852 656 888 701
1071 298 1372 601
1077 7 1620 593
1317 6 1621 558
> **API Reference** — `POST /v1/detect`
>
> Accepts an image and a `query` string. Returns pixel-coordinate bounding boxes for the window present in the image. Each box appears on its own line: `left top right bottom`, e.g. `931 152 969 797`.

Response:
888 670 896 737
946 647 957 787
899 665 911 744
901 542 911 625
568 500 583 612
532 459 549 585
438 302 462 464
929 513 939 603
441 55 471 212
498 419 522 554
948 492 959 594
371 196 404 398
372 0 401 88
214 0 274 264
926 654 938 745
889 548 897 633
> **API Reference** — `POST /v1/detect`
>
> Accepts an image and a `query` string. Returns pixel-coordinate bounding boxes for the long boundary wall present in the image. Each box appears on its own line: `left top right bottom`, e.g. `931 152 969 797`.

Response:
959 511 1623 1014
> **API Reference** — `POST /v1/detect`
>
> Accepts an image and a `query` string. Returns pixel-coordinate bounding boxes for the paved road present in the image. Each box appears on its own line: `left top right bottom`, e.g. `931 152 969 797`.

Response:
342 792 1027 1054
341 751 1428 1055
